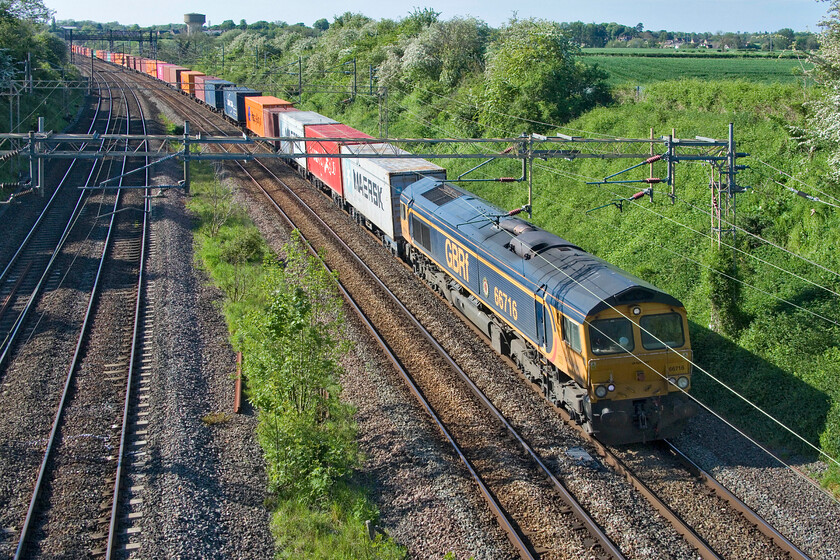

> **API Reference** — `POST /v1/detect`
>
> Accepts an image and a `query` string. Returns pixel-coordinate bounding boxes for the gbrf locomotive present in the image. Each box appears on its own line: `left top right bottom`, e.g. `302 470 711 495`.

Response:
399 179 696 444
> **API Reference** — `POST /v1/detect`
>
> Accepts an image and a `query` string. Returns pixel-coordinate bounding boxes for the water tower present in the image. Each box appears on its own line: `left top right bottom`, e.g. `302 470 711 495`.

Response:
184 13 206 35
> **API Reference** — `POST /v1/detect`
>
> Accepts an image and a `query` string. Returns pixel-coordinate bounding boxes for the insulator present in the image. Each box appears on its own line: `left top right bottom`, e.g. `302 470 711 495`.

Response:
645 155 662 164
507 208 523 216
643 178 662 184
498 177 516 182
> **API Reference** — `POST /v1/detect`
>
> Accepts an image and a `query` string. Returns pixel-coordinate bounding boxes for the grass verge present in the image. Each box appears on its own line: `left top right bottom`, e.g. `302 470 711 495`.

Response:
185 161 405 558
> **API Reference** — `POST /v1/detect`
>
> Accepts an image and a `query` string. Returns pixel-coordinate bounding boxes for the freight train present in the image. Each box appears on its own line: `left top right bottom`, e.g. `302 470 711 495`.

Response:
77 46 697 444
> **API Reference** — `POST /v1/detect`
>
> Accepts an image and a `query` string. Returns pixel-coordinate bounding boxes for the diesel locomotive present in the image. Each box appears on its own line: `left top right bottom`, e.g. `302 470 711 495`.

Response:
400 179 696 444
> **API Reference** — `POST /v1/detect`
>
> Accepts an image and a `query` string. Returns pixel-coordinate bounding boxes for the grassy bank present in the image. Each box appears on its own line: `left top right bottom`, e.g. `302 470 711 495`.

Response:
185 161 405 558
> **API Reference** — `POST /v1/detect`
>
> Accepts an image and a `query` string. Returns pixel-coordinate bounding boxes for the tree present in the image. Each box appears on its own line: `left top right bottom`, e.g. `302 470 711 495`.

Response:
398 6 440 37
313 18 329 32
806 0 840 181
219 228 263 302
237 233 356 502
218 19 235 31
480 19 610 134
0 0 52 23
776 27 795 49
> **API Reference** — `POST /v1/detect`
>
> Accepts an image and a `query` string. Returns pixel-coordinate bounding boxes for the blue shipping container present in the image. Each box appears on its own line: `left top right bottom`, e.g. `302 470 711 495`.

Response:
223 87 262 122
203 79 233 110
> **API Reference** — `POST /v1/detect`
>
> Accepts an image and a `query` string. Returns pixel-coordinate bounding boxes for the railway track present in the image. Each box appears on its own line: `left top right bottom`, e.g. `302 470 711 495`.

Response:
0 65 152 558
143 70 627 559
0 74 113 367
106 59 826 559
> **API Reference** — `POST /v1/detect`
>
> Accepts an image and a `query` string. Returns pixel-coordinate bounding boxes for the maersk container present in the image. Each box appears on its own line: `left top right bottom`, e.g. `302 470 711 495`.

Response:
275 111 337 170
203 79 233 110
244 96 294 137
341 143 446 243
305 123 373 197
223 87 262 122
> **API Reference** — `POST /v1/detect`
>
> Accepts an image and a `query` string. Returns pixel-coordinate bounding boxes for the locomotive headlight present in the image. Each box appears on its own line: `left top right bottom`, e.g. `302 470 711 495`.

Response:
668 376 677 385
607 383 615 392
677 376 690 389
594 385 608 398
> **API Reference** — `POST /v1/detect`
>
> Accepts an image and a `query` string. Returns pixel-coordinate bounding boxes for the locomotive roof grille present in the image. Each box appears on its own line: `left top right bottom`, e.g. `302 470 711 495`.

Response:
421 183 462 206
509 230 579 258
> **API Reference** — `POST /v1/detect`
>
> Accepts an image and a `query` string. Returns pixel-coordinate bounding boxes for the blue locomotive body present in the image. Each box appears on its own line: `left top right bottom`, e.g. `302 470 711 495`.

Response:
401 178 695 444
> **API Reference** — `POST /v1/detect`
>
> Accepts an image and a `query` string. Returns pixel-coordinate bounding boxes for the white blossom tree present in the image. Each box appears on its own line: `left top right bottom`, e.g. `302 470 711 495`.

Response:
808 1 840 181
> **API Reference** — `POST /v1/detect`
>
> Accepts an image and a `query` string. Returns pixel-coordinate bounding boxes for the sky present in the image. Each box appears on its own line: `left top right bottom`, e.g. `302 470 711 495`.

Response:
46 0 830 33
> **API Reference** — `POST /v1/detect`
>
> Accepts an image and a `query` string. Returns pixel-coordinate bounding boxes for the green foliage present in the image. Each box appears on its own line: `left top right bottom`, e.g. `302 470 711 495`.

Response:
480 19 610 133
187 166 404 552
804 1 840 182
702 247 746 337
236 233 356 503
272 485 405 559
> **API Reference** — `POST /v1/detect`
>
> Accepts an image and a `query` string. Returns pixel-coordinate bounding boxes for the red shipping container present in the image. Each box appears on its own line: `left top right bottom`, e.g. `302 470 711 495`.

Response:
305 123 373 197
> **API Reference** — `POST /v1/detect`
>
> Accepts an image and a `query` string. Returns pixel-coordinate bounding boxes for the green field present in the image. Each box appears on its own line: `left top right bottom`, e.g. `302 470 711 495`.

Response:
585 53 812 85
583 47 804 58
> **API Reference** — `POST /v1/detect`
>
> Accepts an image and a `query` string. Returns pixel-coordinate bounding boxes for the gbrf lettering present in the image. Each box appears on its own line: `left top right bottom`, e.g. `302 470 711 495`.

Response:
445 238 469 282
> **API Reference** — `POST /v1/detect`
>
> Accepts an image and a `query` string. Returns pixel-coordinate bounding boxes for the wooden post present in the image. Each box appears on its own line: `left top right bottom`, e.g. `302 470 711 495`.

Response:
233 351 242 413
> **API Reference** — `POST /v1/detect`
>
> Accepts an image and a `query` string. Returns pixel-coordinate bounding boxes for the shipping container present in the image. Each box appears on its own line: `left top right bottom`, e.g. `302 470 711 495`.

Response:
222 87 262 122
276 111 337 171
180 71 205 95
156 62 172 81
203 79 233 110
341 143 446 243
264 107 300 150
193 75 215 102
147 60 158 77
166 66 186 86
305 123 373 197
244 96 294 137
174 67 189 87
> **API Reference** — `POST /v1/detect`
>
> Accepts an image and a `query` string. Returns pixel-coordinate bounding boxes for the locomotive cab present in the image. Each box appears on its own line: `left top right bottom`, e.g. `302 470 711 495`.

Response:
583 303 696 444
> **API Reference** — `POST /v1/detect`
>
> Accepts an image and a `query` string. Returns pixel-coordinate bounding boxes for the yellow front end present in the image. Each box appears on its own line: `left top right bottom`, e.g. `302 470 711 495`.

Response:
582 303 695 444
